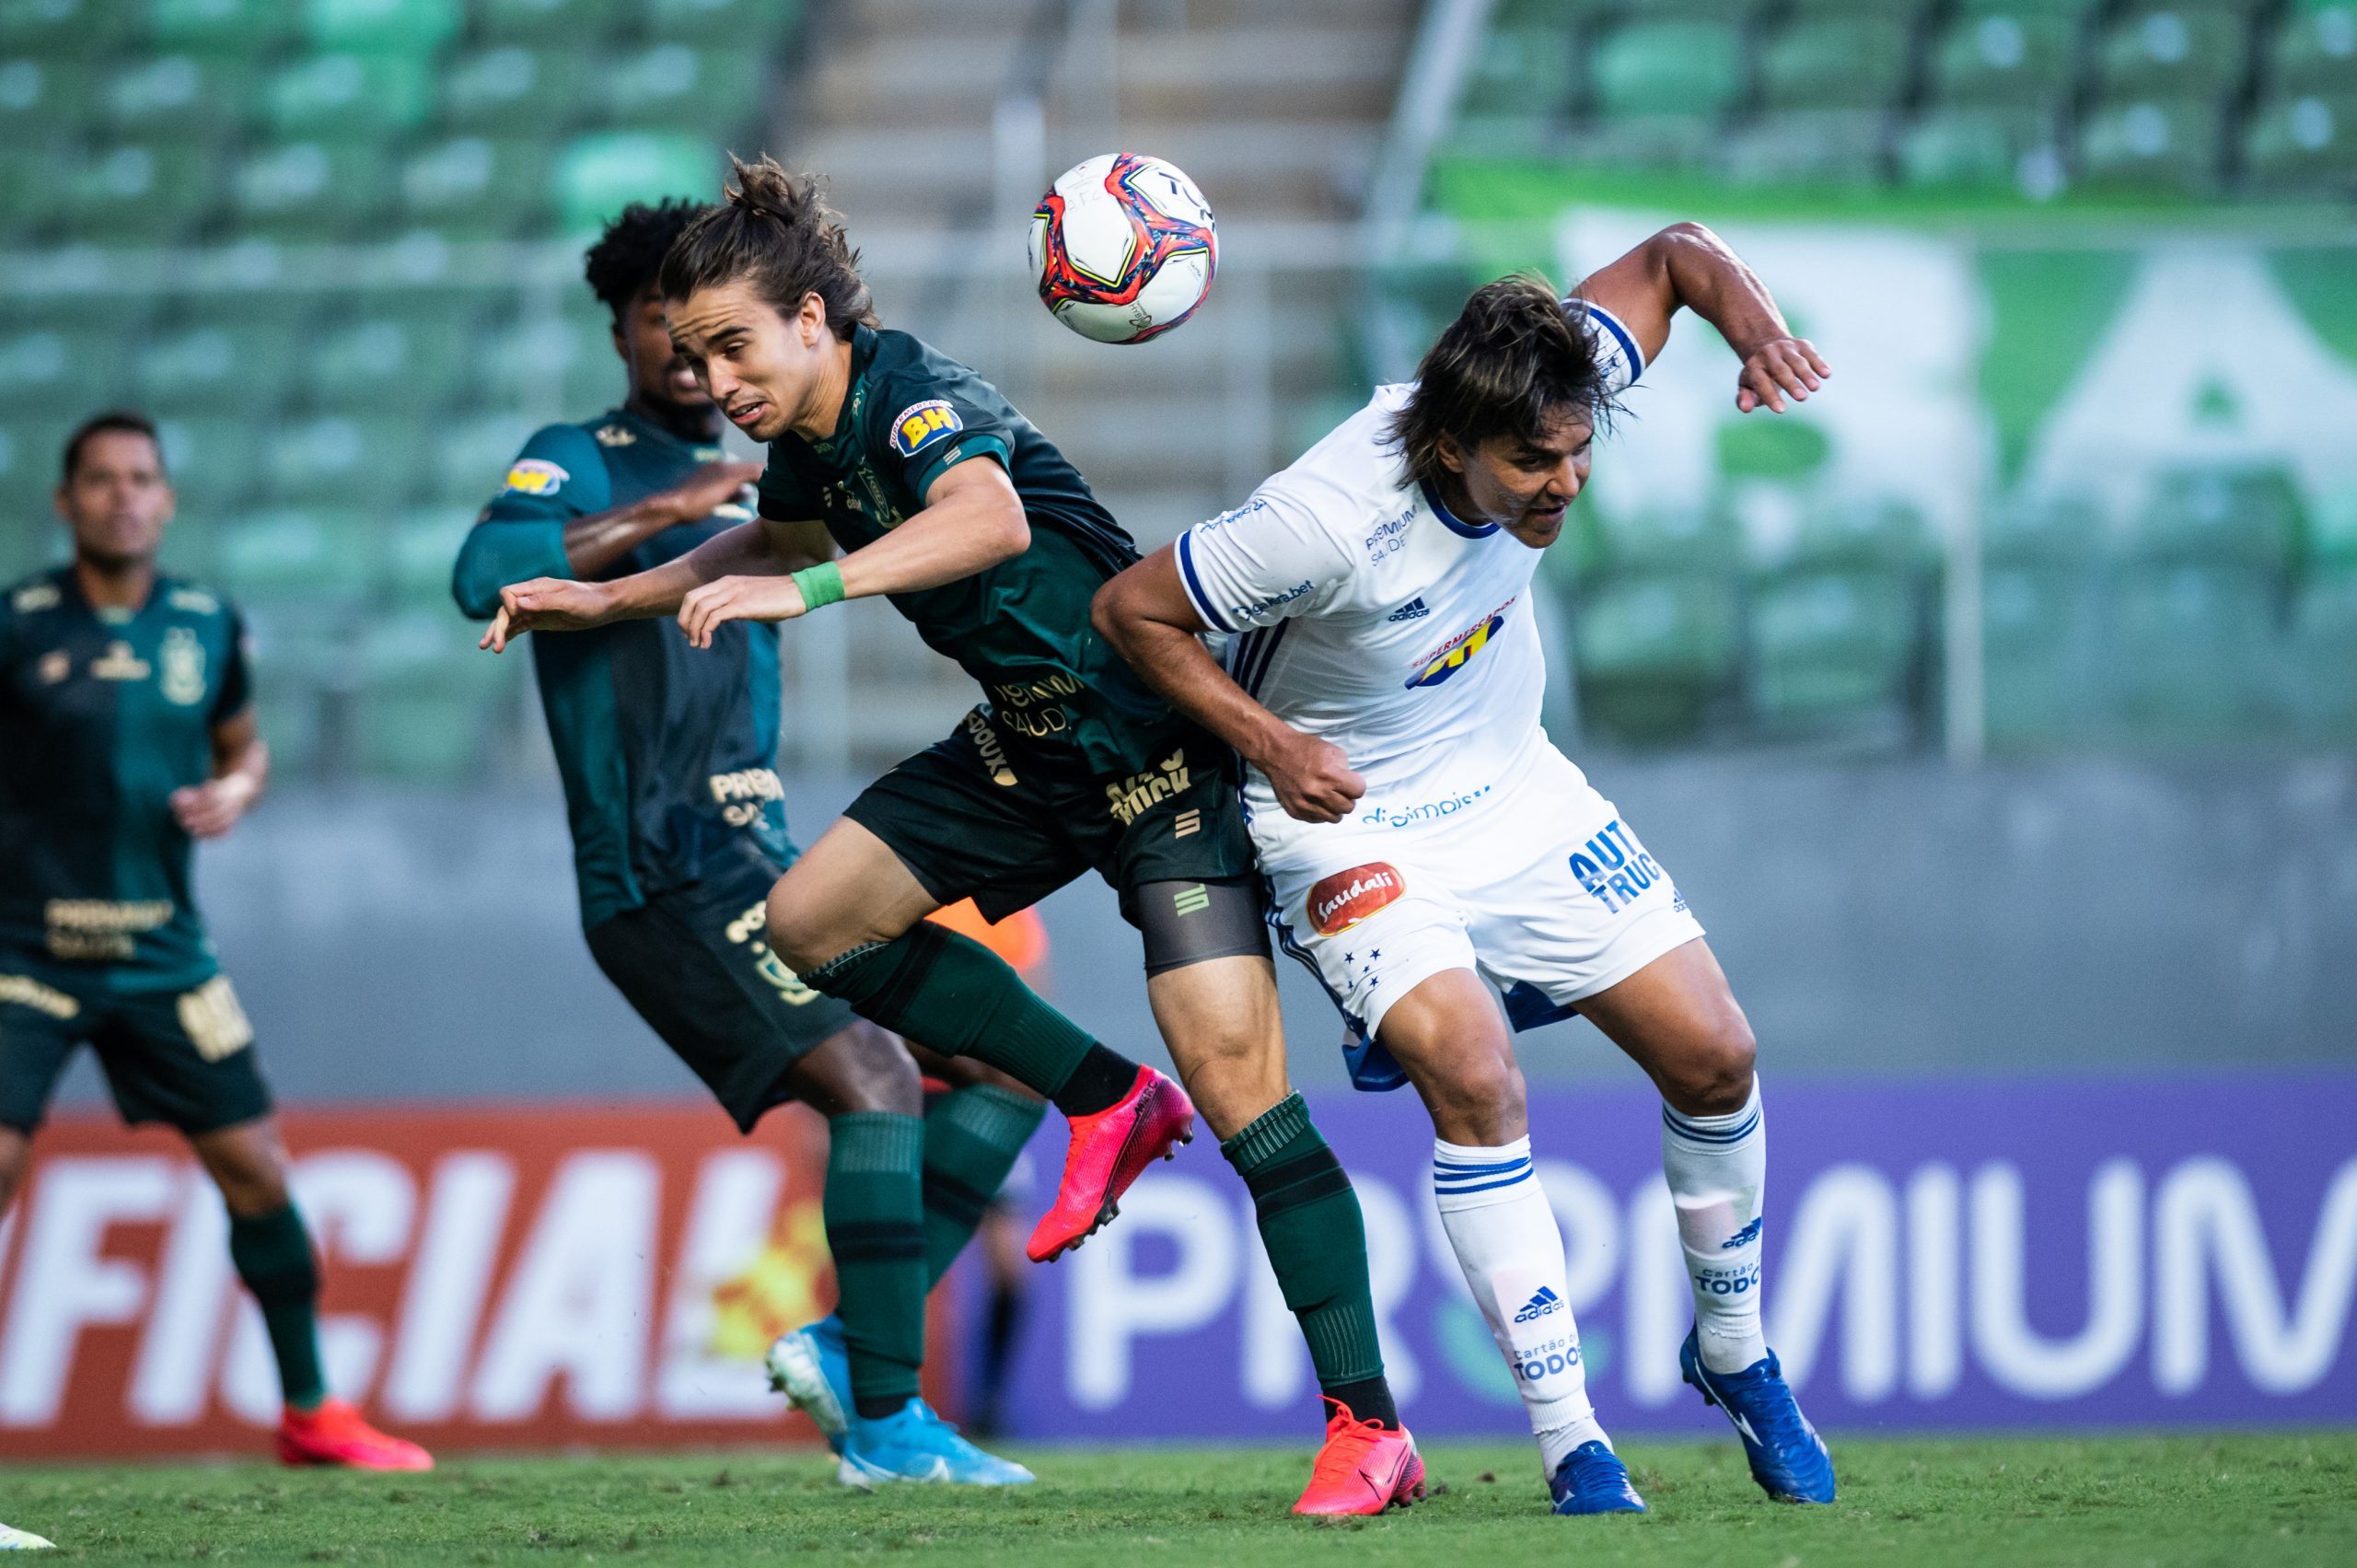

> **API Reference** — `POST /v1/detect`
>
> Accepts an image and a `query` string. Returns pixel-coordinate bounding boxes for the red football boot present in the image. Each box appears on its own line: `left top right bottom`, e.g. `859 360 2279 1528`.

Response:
276 1400 435 1471
1294 1401 1425 1516
1025 1065 1194 1262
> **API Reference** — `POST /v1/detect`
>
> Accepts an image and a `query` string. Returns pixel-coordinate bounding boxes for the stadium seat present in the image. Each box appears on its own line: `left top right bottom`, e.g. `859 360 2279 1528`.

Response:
0 328 114 416
439 45 592 135
228 140 391 239
215 506 379 602
1573 571 1741 743
148 0 301 55
1 59 98 152
2097 5 2253 99
134 324 304 417
2077 97 2223 190
1590 20 1746 121
1792 500 1933 571
2128 464 2300 570
1958 0 2107 17
1585 504 1746 575
2101 563 2275 736
476 0 632 44
1930 12 2081 108
2307 486 2357 566
426 412 539 509
63 144 221 241
1458 27 1580 136
353 608 517 781
1721 110 1891 184
1898 107 2060 188
264 51 435 140
2284 564 2357 737
2268 3 2357 95
155 416 262 514
1986 492 2106 565
552 130 716 234
2243 92 2357 191
303 0 461 54
1789 0 1933 17
0 0 134 54
1760 17 1912 112
598 43 766 134
1981 565 2101 743
1488 0 1613 22
259 416 424 506
397 135 552 237
386 505 477 606
310 310 482 412
642 0 802 48
1747 569 1922 729
100 53 258 141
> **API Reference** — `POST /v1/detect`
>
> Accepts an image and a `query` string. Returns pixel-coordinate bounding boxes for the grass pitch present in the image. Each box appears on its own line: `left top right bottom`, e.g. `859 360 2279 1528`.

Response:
6 1433 2353 1565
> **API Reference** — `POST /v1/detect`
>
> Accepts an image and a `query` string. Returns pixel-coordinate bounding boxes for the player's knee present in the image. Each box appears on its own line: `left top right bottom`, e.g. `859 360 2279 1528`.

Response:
1418 1046 1526 1144
1666 1014 1756 1116
0 1132 31 1214
766 880 845 975
200 1128 292 1215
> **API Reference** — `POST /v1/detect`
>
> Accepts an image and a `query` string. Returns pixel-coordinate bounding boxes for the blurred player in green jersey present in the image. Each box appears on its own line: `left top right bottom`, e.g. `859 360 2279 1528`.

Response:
454 202 1037 1487
0 413 428 1473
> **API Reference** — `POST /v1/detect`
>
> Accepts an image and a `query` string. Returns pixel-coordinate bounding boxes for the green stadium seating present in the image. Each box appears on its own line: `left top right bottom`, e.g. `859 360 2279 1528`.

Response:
440 45 591 135
598 43 765 134
1573 571 1741 743
643 0 801 48
386 505 476 606
2101 563 2274 736
304 0 461 54
311 310 482 412
1960 0 2105 17
1591 20 1745 120
352 603 518 779
149 0 301 55
217 506 379 601
101 53 258 141
1760 17 1912 112
0 415 75 526
1747 569 1922 728
228 140 391 239
1898 107 2059 188
1459 27 1580 134
134 324 304 416
2099 5 2252 98
426 412 537 508
1981 566 2101 743
155 416 262 513
1792 500 1933 570
1986 493 2106 565
1790 0 1932 17
1585 504 1745 574
259 416 424 506
2307 487 2357 565
265 51 435 140
2244 91 2357 190
1488 0 1612 23
0 57 95 148
2079 96 2224 190
1570 113 1720 169
0 0 134 54
64 144 221 241
1930 12 2081 108
2269 5 2357 95
476 0 632 44
1722 110 1890 184
552 130 716 233
397 134 552 237
2128 464 2300 569
2284 564 2357 736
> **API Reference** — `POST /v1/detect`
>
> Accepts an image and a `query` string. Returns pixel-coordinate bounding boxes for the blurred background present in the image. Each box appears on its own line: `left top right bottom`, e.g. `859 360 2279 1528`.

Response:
0 0 2351 1457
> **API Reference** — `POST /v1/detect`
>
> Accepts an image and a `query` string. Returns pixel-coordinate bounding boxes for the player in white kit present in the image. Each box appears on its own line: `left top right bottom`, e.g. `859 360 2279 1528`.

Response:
1094 226 1838 1514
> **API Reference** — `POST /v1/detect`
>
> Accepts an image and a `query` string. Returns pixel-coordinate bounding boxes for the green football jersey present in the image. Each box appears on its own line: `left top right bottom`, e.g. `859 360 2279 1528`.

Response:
0 568 250 992
756 324 1178 775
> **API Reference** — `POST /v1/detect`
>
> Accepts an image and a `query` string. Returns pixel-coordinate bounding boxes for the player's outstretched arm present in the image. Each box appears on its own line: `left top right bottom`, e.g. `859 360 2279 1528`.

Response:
1573 222 1830 414
481 516 785 651
1094 551 1364 824
675 458 1030 648
556 459 765 580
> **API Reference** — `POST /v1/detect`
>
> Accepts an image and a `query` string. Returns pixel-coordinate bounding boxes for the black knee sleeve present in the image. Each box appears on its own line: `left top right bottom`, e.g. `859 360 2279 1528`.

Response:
1134 876 1271 977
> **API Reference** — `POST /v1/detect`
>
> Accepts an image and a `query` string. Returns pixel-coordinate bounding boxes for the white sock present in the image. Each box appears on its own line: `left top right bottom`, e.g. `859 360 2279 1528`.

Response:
1661 1075 1770 1374
1432 1135 1607 1475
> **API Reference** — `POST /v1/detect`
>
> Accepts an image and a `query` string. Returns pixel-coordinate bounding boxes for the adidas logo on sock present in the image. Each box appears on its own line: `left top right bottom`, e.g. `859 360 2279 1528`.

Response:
1514 1285 1563 1324
1386 598 1430 622
1722 1216 1763 1250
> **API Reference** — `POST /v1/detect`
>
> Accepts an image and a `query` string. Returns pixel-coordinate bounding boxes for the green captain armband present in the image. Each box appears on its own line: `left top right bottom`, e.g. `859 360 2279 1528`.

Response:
791 562 847 612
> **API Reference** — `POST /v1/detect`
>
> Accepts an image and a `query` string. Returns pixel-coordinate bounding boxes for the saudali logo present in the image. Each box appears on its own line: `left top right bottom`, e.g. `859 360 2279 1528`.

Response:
504 458 568 495
888 400 963 459
1306 862 1404 936
90 640 150 681
1405 599 1513 689
160 626 206 705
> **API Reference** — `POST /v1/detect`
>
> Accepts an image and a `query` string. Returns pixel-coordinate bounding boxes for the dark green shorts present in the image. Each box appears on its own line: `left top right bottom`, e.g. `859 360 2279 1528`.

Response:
844 707 1260 927
586 837 864 1133
0 959 273 1135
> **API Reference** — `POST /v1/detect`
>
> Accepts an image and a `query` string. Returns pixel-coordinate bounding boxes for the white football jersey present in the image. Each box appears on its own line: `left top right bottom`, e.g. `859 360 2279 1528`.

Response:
1177 302 1644 823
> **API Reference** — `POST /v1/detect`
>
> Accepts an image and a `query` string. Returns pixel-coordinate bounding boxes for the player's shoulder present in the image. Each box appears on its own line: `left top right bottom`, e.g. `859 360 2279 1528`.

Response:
495 419 610 505
1257 387 1420 528
864 330 993 456
156 575 238 626
4 566 68 620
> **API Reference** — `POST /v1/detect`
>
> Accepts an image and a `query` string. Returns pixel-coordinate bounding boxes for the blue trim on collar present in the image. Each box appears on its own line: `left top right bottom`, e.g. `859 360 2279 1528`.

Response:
1422 479 1499 539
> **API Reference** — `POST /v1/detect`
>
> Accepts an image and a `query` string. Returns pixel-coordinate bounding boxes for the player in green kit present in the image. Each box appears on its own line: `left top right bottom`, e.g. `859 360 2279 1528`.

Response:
454 201 1038 1488
484 159 1420 1514
0 413 429 1475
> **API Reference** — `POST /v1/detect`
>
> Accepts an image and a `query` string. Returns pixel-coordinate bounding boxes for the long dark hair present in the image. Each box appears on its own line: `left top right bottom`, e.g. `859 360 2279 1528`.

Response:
656 156 877 339
1387 273 1617 493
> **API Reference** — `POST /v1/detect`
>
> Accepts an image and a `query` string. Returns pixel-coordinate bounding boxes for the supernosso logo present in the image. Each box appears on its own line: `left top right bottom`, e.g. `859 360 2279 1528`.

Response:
1514 1286 1563 1324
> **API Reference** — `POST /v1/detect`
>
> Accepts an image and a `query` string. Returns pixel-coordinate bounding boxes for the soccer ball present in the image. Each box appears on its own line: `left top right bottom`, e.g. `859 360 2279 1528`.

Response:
1028 153 1217 344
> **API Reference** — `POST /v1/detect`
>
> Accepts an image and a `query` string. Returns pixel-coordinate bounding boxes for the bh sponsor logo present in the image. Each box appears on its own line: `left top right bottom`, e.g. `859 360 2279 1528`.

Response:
1405 599 1514 689
1307 863 1404 936
888 400 963 459
503 459 566 496
1568 820 1666 913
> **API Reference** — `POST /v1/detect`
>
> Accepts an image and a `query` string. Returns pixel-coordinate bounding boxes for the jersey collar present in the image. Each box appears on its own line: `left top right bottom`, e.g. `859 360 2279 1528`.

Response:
809 325 880 463
1421 478 1500 539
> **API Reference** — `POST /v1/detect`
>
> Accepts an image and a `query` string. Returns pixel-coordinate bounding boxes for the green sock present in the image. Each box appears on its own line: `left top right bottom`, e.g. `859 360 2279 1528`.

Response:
227 1204 327 1411
806 922 1110 1098
922 1085 1046 1283
824 1111 928 1418
1221 1094 1393 1414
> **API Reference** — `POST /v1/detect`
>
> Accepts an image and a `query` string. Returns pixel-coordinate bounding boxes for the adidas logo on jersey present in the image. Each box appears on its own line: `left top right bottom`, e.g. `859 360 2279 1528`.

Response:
1386 598 1430 622
1514 1286 1563 1324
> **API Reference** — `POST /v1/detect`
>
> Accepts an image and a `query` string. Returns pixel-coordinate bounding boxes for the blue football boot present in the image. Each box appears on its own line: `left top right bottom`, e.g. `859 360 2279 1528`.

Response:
765 1317 851 1455
1549 1441 1648 1515
1678 1330 1836 1504
836 1398 1036 1488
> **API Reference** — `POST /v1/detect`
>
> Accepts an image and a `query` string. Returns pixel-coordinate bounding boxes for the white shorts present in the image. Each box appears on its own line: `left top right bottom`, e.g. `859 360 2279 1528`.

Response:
1254 746 1706 1091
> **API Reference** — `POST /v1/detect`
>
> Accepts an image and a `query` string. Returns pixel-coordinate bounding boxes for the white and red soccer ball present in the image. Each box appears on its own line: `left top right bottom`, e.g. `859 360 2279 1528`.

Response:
1028 152 1216 344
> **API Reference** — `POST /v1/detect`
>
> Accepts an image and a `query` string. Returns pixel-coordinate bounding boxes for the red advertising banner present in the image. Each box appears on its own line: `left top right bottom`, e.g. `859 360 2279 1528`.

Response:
0 1103 951 1459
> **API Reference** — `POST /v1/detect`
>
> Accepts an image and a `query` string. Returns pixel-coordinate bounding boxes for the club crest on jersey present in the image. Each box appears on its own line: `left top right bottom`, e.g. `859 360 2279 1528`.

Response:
504 458 568 495
160 626 205 705
888 400 962 459
1406 600 1514 689
1307 862 1404 936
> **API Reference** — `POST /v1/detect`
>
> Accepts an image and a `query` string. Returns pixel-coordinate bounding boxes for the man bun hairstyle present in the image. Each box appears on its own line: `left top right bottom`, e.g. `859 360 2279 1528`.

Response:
1387 273 1618 494
585 198 711 321
656 156 877 339
61 410 163 483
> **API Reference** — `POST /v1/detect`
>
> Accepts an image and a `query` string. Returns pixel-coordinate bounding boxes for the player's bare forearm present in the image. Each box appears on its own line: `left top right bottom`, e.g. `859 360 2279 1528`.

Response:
1575 223 1829 413
173 710 267 839
561 459 766 578
837 459 1030 600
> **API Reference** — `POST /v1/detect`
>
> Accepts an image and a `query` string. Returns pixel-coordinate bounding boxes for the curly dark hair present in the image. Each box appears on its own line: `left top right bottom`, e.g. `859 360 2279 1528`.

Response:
657 156 877 340
1387 273 1620 494
583 198 712 320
